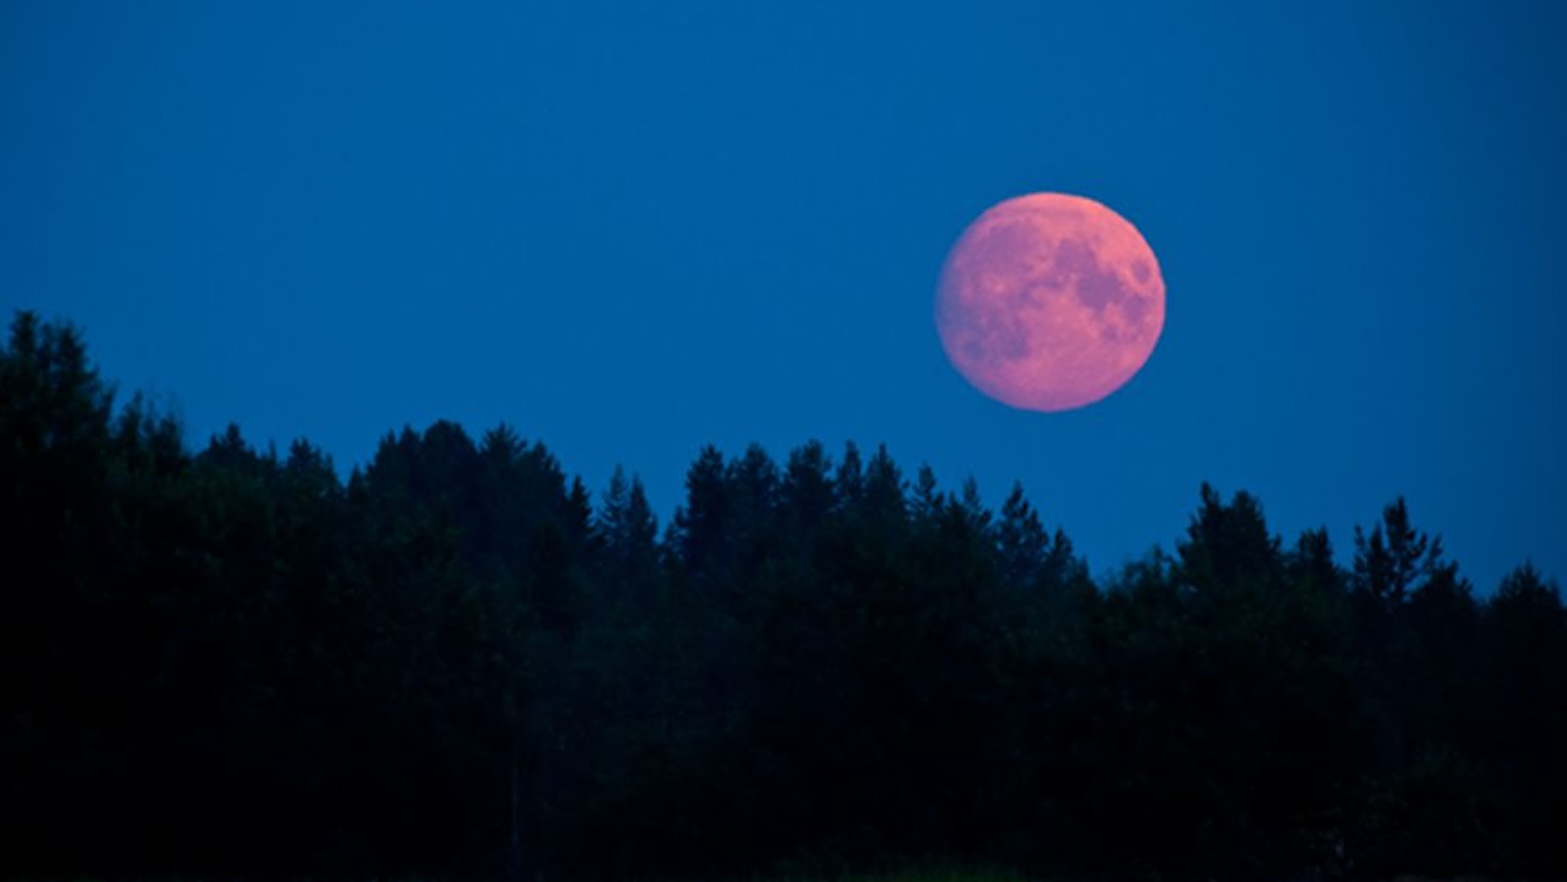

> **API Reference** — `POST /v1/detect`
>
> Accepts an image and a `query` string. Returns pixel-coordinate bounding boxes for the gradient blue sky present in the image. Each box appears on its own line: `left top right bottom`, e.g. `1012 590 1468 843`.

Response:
4 1 1564 590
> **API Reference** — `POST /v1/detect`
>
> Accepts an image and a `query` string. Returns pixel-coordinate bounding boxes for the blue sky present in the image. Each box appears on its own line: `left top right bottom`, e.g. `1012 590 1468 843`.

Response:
4 1 1564 590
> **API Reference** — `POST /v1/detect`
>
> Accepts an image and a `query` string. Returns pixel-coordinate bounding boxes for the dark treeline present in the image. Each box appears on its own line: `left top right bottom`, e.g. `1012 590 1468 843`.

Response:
3 311 1565 881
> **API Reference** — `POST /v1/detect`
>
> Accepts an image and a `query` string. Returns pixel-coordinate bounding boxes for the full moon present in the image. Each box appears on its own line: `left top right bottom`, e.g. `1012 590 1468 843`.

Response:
935 193 1165 412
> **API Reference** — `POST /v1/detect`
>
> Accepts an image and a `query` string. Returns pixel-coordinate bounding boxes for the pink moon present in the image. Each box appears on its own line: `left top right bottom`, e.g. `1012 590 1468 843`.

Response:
935 193 1166 412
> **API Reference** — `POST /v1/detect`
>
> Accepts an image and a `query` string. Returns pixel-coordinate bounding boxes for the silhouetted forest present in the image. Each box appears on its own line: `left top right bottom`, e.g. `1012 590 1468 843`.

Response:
3 311 1564 881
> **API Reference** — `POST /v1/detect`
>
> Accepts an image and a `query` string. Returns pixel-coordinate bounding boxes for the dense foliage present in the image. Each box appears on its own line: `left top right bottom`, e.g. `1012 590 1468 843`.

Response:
3 311 1564 880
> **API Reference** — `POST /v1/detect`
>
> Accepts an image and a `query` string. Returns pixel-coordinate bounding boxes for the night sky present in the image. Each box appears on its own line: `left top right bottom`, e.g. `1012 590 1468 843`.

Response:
4 1 1564 591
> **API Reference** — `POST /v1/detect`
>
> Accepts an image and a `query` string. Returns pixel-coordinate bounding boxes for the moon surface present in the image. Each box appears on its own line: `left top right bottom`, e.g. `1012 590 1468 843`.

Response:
935 193 1165 412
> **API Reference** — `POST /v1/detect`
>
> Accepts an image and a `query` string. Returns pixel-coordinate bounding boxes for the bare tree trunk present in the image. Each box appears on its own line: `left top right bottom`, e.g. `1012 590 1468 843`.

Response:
507 729 523 882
